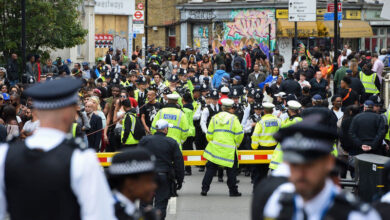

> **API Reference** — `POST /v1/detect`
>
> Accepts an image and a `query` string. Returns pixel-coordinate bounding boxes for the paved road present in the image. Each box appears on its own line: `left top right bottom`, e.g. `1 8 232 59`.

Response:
166 169 253 220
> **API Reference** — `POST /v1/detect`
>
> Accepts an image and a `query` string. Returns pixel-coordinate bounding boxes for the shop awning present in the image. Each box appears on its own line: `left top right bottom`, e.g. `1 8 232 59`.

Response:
277 19 319 37
318 20 373 38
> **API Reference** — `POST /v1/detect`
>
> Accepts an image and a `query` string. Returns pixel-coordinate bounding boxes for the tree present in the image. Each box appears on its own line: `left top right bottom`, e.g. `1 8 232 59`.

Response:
0 0 88 62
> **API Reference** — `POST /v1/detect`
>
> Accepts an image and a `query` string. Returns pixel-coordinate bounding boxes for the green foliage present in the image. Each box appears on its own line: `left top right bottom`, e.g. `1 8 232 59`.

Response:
0 0 88 61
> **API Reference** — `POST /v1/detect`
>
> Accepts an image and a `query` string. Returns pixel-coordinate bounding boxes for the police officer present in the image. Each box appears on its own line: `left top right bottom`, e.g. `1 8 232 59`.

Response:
201 99 244 197
182 93 196 175
200 89 223 180
0 78 116 219
151 93 189 149
230 88 245 122
134 76 148 107
138 119 184 220
121 99 144 149
251 102 281 187
260 115 381 220
269 100 303 171
107 148 159 220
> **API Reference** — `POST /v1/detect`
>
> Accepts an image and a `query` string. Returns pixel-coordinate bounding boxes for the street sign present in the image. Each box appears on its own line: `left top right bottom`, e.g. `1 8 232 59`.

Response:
288 0 317 22
137 3 144 10
327 3 342 13
133 10 144 21
324 12 342 21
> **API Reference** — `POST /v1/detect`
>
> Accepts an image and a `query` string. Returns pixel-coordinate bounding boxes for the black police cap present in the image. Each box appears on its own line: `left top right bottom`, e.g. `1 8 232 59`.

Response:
108 148 155 177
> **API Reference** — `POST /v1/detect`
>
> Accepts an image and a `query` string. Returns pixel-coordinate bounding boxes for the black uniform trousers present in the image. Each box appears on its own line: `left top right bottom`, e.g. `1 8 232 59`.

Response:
252 145 277 189
201 155 239 194
141 172 171 220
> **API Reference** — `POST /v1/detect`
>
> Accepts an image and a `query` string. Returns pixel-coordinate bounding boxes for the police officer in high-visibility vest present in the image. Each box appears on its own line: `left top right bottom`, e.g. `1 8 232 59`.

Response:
134 76 148 107
358 63 380 102
201 98 244 197
121 99 140 149
151 93 189 149
269 100 302 171
251 102 281 187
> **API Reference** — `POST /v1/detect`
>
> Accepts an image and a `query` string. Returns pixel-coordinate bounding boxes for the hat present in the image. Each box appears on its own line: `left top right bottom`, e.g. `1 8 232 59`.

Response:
167 93 180 100
286 94 297 102
169 75 179 82
24 78 82 110
229 88 240 98
262 102 275 109
247 82 254 89
254 88 263 100
27 76 36 84
210 89 219 99
107 148 155 177
93 88 102 96
221 86 230 94
221 98 234 107
137 76 147 84
0 67 6 73
178 68 187 76
149 84 158 91
275 92 286 98
288 70 294 75
274 114 337 164
287 100 302 110
364 100 374 108
253 102 262 109
312 94 323 101
368 95 382 106
66 59 72 63
2 93 9 101
82 62 89 66
109 48 114 51
200 83 209 92
247 88 256 98
233 76 241 81
163 87 172 95
155 119 173 130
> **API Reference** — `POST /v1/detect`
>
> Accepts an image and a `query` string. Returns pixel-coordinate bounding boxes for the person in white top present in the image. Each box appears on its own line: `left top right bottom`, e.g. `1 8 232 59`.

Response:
298 73 311 89
331 95 344 120
0 77 116 220
261 115 380 220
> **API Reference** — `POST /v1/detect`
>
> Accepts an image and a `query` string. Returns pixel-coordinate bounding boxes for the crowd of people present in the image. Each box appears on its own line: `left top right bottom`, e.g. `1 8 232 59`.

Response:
1 42 390 219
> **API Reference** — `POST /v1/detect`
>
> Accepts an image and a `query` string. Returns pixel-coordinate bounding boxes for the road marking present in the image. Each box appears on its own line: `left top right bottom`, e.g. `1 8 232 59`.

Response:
168 197 177 214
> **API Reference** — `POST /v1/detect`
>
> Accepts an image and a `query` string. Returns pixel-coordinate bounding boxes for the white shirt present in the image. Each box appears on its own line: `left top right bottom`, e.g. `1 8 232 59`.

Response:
332 108 344 120
264 179 381 220
0 127 116 220
22 120 40 133
243 113 261 133
200 104 219 134
241 104 252 127
112 190 136 216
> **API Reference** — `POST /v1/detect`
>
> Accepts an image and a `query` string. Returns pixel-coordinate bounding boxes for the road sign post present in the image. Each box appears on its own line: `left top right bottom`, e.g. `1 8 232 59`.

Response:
288 0 316 50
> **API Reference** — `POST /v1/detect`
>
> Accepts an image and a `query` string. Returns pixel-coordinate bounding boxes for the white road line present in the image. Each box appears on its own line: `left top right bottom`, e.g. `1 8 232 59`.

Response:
168 197 177 215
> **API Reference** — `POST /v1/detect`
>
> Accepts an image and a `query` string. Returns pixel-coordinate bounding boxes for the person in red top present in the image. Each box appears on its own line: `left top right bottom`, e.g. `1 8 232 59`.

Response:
244 48 252 70
127 87 138 109
34 55 42 82
218 86 230 105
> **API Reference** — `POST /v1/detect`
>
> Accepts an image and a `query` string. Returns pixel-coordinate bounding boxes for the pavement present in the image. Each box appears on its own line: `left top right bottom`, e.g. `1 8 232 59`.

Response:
166 168 253 220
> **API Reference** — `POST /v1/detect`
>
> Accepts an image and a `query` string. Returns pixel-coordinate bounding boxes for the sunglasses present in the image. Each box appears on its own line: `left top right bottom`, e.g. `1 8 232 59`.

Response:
121 95 127 98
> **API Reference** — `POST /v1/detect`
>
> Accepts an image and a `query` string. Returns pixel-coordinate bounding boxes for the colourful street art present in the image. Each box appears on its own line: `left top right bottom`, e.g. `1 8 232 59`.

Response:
212 9 276 57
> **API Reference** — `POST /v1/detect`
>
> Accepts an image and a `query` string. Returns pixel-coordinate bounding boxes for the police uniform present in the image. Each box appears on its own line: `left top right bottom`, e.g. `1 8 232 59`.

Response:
0 78 116 220
251 102 281 187
260 115 381 220
269 100 303 170
134 76 148 107
151 94 189 149
193 85 209 172
138 120 184 220
201 99 244 197
200 89 223 178
107 148 159 220
121 109 140 148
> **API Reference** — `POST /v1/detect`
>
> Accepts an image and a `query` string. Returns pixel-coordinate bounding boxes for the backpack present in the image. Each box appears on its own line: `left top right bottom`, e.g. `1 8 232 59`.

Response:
131 115 146 140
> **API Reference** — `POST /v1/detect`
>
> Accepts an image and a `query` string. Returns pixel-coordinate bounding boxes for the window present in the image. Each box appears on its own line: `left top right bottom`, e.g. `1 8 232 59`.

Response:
169 26 176 36
365 27 388 52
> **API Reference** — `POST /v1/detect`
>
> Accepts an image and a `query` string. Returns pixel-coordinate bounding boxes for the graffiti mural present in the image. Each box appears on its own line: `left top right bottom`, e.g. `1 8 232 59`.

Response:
212 9 276 57
193 25 209 55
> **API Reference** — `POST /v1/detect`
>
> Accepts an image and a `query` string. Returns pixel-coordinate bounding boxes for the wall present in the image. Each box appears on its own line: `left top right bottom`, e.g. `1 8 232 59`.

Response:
95 15 129 58
212 9 276 57
278 38 292 74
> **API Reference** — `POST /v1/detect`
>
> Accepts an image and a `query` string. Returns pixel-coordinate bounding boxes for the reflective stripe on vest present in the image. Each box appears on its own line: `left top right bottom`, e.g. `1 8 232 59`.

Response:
257 117 280 146
360 71 379 94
